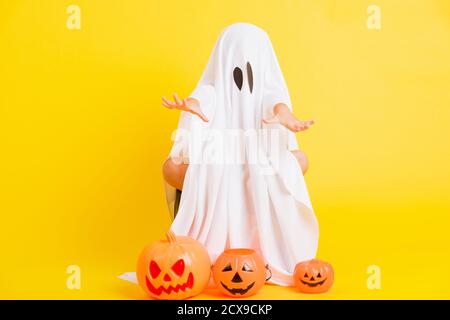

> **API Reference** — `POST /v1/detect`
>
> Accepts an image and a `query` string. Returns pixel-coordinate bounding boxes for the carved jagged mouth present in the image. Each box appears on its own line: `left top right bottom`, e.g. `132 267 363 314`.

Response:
221 281 255 295
300 278 327 287
146 272 194 295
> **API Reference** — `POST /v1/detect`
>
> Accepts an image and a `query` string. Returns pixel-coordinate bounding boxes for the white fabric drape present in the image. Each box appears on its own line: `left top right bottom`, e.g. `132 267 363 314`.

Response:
167 23 318 286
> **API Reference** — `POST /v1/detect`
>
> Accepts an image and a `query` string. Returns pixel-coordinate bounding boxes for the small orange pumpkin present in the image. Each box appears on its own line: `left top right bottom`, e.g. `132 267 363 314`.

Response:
137 230 211 300
212 249 268 297
293 259 334 293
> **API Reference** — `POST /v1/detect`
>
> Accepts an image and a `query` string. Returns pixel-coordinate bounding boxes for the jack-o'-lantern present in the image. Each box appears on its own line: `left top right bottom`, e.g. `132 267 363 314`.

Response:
212 248 269 297
137 230 211 300
293 259 334 293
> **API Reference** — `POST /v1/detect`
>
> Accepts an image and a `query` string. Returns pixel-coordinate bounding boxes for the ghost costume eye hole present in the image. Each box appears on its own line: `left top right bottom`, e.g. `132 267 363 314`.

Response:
233 67 243 91
246 62 253 94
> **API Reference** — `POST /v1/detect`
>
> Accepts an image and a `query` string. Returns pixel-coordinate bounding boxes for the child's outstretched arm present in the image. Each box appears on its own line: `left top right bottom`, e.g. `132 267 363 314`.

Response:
263 103 314 133
162 93 209 122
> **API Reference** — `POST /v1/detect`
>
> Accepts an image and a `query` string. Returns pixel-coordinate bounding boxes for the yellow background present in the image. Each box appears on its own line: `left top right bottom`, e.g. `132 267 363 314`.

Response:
1 0 450 299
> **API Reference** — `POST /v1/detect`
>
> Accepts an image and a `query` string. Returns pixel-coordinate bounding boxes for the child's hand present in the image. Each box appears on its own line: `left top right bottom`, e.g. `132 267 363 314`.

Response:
262 103 314 133
162 93 209 122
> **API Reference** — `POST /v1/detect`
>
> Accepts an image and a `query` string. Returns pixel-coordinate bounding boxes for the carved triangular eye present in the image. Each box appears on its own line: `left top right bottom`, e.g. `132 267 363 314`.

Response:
233 67 243 90
304 273 308 278
149 260 161 278
171 259 185 276
222 263 233 272
242 263 253 272
317 273 322 278
246 62 253 94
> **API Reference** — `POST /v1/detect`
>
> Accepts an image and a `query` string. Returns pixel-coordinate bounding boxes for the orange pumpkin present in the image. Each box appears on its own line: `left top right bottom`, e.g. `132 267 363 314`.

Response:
136 230 211 300
293 259 334 293
212 248 268 297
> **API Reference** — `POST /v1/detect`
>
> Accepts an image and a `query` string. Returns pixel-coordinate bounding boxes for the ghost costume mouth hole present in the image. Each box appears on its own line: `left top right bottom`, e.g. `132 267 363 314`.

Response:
220 281 255 295
145 272 194 296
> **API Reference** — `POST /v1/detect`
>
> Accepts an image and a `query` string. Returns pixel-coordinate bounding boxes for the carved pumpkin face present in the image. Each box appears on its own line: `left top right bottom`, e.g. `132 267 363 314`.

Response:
212 249 266 297
137 230 211 300
293 259 334 293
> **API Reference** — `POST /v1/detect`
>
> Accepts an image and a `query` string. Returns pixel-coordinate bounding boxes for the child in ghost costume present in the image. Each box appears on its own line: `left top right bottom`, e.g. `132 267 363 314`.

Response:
162 23 318 286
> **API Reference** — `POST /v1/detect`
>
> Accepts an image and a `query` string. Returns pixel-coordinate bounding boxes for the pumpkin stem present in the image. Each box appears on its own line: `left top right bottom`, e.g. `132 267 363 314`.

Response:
166 230 177 244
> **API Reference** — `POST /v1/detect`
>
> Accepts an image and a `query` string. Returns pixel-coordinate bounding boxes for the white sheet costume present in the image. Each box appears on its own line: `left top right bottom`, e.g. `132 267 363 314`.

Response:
166 23 318 286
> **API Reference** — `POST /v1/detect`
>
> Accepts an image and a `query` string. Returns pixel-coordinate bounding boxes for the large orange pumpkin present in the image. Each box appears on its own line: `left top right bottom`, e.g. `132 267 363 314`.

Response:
136 230 211 300
212 249 268 298
293 259 334 293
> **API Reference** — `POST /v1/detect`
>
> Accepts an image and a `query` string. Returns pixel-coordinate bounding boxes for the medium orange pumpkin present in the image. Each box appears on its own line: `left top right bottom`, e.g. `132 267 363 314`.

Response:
293 259 334 293
212 249 268 297
136 230 211 300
